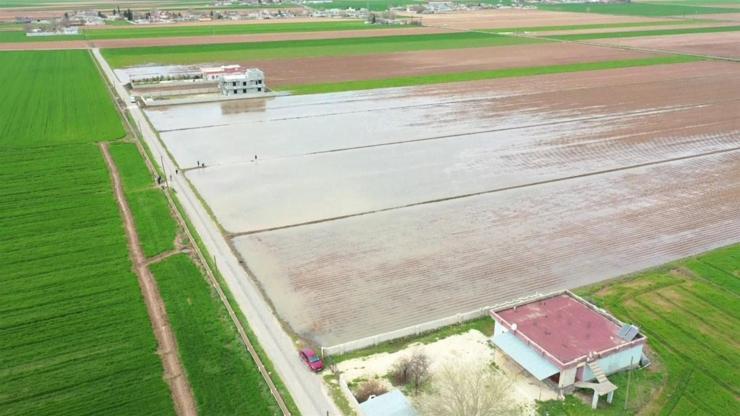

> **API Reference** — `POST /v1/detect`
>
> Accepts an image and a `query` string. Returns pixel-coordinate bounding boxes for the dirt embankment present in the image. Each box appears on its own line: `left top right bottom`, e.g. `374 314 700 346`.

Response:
100 142 197 416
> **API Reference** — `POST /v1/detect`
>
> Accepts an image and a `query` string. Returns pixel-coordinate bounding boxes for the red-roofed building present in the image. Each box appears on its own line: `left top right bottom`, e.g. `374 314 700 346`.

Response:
490 291 646 409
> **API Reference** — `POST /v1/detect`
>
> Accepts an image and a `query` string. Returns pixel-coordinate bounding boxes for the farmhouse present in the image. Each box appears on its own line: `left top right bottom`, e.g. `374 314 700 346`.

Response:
218 68 266 96
490 291 646 409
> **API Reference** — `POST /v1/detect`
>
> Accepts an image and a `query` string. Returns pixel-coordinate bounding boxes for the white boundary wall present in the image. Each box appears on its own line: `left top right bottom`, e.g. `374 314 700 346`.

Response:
321 291 553 357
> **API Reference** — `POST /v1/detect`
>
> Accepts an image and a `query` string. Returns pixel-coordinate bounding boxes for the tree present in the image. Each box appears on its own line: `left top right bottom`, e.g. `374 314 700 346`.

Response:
419 362 524 416
389 350 430 394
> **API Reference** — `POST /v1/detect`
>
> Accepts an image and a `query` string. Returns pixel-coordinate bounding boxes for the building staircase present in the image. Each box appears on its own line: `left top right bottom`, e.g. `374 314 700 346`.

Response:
588 361 609 384
574 361 617 409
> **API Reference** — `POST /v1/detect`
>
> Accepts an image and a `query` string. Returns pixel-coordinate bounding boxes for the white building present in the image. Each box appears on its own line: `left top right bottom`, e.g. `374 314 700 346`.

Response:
218 68 266 96
201 64 243 81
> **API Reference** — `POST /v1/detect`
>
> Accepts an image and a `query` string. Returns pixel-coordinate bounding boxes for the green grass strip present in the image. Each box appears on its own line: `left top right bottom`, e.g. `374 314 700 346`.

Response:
83 20 383 40
101 32 541 68
537 3 738 17
150 254 283 415
109 142 178 258
484 19 707 33
283 55 702 95
548 24 740 41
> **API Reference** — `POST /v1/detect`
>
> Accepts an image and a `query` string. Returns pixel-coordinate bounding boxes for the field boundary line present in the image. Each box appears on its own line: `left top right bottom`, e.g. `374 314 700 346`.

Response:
100 141 198 416
321 291 553 356
233 146 740 237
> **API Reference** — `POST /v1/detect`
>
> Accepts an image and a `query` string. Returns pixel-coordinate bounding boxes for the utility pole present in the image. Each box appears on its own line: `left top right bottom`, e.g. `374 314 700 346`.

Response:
624 356 633 410
161 154 168 188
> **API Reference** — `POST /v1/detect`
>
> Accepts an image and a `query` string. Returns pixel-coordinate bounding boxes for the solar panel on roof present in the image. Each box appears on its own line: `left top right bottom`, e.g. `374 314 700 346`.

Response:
618 324 639 341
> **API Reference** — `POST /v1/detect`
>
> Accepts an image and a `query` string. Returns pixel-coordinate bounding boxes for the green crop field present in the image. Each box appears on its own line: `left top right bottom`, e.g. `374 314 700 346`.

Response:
0 50 175 415
109 143 178 257
151 254 283 415
485 19 709 33
0 51 124 146
537 2 738 16
0 20 386 43
540 244 740 415
548 24 740 41
84 20 381 40
282 55 701 94
102 31 541 67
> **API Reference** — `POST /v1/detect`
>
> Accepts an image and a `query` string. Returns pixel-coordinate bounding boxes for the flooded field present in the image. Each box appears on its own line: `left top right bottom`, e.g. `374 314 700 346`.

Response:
144 61 740 345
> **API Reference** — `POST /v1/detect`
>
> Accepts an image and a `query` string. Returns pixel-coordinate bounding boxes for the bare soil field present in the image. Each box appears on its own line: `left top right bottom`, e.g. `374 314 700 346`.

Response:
595 31 740 58
694 12 740 21
0 26 444 51
235 42 655 87
532 21 735 36
407 9 663 30
142 61 740 345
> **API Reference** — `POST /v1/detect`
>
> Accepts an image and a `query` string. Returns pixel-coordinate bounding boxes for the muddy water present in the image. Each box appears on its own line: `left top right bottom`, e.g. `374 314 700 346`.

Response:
235 152 740 345
146 61 740 345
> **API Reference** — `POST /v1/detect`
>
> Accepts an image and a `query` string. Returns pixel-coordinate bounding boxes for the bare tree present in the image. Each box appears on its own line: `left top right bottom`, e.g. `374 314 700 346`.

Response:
419 362 524 416
390 355 413 385
408 350 431 394
390 350 431 394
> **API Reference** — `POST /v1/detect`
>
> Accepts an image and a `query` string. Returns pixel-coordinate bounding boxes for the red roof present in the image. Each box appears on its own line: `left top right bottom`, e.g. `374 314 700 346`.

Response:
494 293 637 365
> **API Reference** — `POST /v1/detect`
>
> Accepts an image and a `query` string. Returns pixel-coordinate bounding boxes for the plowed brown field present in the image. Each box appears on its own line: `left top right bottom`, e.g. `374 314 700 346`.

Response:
595 31 740 59
407 9 662 30
244 42 656 87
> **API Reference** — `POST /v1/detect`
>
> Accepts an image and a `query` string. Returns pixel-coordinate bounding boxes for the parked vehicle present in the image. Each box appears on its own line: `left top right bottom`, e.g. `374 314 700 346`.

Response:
299 348 324 372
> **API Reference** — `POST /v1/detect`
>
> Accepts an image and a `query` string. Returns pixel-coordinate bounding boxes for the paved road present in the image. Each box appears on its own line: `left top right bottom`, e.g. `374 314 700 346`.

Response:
92 48 340 416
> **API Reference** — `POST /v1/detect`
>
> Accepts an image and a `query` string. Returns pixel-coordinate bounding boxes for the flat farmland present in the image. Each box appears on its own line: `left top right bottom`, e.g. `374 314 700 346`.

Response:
575 244 740 415
0 50 174 414
101 32 540 68
592 30 740 59
143 61 740 346
225 42 655 87
405 9 664 30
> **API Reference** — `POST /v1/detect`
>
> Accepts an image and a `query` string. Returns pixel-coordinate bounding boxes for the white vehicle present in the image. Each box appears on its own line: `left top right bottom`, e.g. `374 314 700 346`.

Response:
129 96 137 104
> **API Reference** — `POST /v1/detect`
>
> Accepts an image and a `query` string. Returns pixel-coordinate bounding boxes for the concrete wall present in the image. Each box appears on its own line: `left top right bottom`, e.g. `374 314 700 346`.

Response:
582 344 643 381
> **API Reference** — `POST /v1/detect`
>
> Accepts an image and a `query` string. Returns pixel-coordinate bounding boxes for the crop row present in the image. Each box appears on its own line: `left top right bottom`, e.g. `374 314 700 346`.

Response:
0 51 174 415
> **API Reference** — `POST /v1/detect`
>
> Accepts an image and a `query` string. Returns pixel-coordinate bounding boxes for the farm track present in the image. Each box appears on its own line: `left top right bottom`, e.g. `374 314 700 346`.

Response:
99 142 197 416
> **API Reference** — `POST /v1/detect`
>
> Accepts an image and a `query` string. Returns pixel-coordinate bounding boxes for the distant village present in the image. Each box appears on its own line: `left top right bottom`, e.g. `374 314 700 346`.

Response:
14 0 612 36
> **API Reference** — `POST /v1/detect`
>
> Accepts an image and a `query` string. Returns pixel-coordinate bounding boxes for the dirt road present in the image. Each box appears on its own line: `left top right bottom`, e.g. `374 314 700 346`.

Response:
100 142 198 416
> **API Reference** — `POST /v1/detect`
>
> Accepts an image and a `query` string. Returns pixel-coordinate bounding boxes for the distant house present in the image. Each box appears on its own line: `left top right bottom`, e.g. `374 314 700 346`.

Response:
359 390 416 416
218 68 266 96
490 291 646 409
200 64 244 81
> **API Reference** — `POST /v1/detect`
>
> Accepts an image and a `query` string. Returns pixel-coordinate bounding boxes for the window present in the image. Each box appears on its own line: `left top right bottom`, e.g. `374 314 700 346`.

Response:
243 89 246 93
257 80 262 84
243 81 247 86
257 87 262 92
232 82 236 87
